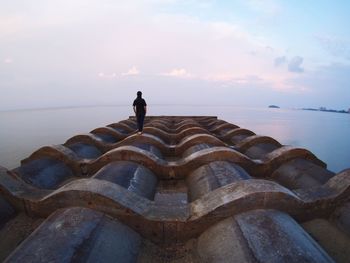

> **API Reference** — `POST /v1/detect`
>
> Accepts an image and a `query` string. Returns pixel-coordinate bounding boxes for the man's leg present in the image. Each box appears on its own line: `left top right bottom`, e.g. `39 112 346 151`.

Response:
139 114 145 132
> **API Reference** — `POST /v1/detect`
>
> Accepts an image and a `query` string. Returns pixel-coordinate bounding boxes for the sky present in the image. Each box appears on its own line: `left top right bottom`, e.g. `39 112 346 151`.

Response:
1 0 350 110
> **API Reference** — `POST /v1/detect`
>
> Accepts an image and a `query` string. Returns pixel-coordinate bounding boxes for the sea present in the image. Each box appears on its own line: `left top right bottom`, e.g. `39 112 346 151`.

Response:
0 105 349 173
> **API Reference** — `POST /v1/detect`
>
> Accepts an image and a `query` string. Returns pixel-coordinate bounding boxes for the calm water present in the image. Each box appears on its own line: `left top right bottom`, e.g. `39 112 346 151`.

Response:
0 105 349 173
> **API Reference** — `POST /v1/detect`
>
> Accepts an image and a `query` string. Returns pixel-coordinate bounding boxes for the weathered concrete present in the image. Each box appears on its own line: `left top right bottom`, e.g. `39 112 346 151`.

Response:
130 142 164 159
209 122 239 134
68 142 103 159
186 161 251 201
93 161 158 200
107 123 134 133
0 195 15 228
0 116 349 262
5 207 142 263
93 133 120 143
1 165 350 242
234 135 282 152
271 158 334 189
14 158 74 189
215 128 255 144
182 143 213 158
332 201 350 237
65 133 108 152
302 218 350 263
0 213 43 262
197 209 335 263
142 126 209 145
244 142 280 159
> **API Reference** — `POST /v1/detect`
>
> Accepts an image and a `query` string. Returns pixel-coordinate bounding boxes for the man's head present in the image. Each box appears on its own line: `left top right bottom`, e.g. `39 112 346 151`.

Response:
137 91 142 97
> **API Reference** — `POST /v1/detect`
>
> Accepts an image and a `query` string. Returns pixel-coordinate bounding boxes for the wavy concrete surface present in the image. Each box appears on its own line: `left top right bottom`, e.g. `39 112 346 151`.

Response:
5 207 338 262
1 116 349 262
65 133 226 157
1 163 350 243
197 209 334 263
217 128 256 143
16 142 326 182
234 135 282 152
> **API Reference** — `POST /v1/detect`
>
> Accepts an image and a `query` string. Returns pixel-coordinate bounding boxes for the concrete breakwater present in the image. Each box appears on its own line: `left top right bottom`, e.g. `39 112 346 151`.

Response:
0 116 349 262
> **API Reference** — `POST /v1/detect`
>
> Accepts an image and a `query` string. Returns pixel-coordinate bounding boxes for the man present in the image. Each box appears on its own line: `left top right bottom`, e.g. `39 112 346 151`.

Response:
133 91 147 134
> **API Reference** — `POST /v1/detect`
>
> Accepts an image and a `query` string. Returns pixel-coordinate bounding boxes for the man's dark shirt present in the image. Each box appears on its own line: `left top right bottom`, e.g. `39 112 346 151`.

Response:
133 97 147 115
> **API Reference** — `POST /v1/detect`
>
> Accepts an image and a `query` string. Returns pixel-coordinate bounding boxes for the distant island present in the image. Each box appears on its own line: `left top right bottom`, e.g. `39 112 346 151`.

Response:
268 105 280 108
302 107 350 114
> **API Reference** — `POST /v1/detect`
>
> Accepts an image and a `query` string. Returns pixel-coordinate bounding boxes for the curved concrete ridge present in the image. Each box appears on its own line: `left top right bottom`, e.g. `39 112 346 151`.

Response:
142 126 209 144
199 120 217 128
0 174 188 223
0 166 50 209
142 127 176 143
189 179 302 220
144 122 171 132
113 133 226 156
2 168 350 221
174 119 198 127
64 133 108 151
117 133 168 151
119 119 137 127
20 145 82 175
43 178 155 216
174 147 255 177
174 134 227 155
171 126 210 138
235 135 282 153
107 122 136 133
63 133 226 158
17 142 328 182
87 146 168 177
259 146 327 176
203 119 226 128
209 122 240 133
219 128 256 142
189 171 350 223
2 172 350 244
16 142 327 183
147 119 170 125
65 133 166 154
294 169 350 202
173 122 201 132
145 121 201 133
90 127 130 140
87 146 255 179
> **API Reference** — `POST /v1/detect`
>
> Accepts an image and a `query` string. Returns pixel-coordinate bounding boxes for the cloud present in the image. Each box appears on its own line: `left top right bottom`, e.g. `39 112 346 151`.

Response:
288 56 304 73
274 56 286 67
161 68 193 78
1 1 328 110
315 34 350 60
122 66 139 76
285 63 350 108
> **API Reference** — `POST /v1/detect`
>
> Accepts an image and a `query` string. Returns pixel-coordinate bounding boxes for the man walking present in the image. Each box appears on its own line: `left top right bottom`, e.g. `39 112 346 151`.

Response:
133 91 147 134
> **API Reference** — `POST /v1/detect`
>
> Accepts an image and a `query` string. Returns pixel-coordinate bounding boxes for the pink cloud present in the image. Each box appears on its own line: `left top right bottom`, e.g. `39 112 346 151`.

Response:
161 68 193 78
122 66 139 76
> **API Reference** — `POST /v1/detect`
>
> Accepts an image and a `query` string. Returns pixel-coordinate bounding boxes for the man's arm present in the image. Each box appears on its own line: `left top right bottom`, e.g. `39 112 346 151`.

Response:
133 106 136 114
144 106 147 114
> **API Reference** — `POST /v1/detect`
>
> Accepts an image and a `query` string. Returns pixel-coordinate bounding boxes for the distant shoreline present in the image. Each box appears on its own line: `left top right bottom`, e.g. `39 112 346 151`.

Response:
301 108 349 114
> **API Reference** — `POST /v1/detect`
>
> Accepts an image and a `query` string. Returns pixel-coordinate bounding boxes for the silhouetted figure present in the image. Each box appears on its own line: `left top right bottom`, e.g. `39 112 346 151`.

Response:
133 91 147 134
